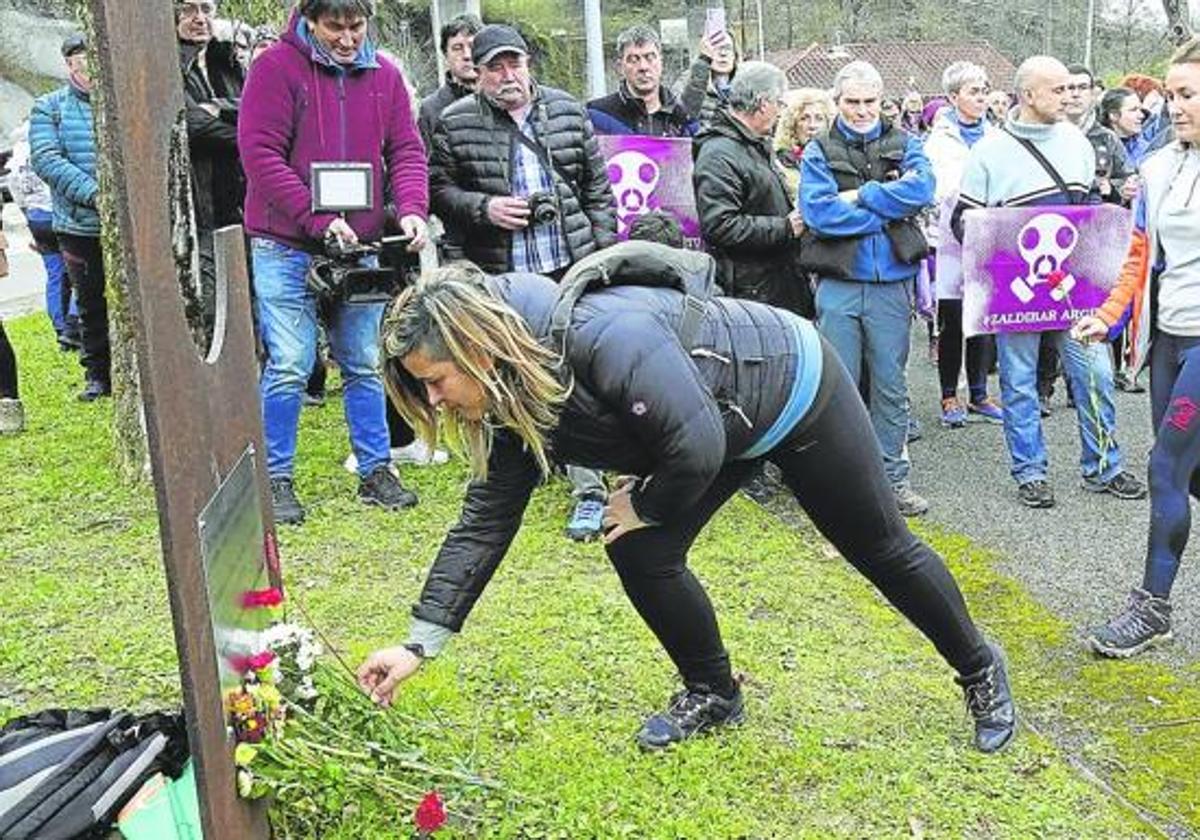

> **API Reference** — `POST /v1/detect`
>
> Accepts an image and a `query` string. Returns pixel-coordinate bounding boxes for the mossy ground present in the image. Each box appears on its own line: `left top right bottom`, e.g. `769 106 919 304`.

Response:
2 312 1196 838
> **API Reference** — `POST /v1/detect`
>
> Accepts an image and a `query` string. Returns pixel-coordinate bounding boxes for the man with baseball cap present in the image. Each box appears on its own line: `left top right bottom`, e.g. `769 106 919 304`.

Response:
428 23 617 542
30 33 112 401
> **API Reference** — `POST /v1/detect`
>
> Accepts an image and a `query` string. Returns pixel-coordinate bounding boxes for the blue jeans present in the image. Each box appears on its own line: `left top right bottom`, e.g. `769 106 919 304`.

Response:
252 237 389 480
815 278 914 486
23 209 73 336
995 329 1122 485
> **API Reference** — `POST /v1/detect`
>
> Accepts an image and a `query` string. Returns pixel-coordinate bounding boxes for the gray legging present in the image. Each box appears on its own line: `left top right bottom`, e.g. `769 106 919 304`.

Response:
604 337 991 697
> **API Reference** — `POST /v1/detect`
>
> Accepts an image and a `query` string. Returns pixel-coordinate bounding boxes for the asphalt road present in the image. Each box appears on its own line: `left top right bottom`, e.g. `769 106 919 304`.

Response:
903 326 1198 665
1 202 45 319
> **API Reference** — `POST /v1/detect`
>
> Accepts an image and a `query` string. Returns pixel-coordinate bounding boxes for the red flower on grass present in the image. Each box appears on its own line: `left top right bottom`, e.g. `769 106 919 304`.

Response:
228 650 277 675
414 790 447 834
240 587 285 609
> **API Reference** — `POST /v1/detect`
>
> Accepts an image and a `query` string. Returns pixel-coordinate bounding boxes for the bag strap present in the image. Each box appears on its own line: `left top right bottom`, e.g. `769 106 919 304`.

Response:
1003 128 1079 205
504 102 580 208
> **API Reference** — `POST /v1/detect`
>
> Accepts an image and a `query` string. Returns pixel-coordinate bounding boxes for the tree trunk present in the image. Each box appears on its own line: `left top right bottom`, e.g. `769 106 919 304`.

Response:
73 0 148 483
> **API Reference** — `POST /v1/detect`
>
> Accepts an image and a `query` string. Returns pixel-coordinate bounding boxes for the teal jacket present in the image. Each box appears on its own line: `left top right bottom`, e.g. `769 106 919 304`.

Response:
29 84 100 237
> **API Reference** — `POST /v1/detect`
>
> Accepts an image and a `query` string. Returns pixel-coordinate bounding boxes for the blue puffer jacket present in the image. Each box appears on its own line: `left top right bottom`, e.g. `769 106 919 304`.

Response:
29 84 100 237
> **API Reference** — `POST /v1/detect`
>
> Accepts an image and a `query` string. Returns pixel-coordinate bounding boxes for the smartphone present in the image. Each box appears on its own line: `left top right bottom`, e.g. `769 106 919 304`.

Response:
704 6 727 41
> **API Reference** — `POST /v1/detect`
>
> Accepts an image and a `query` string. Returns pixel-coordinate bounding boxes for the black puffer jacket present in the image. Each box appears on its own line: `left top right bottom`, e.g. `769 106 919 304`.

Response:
417 75 473 152
428 85 617 273
694 108 812 316
412 272 809 632
179 40 245 233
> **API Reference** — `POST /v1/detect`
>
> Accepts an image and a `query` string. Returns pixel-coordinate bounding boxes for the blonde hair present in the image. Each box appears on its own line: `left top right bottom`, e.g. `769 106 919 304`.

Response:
380 264 568 480
775 88 835 151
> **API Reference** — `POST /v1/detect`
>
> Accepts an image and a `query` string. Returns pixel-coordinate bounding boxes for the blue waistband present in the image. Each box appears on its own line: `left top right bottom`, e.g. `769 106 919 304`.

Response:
737 316 824 460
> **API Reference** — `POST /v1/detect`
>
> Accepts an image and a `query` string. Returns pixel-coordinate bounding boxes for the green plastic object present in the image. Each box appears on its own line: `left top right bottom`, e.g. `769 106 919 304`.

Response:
118 760 202 840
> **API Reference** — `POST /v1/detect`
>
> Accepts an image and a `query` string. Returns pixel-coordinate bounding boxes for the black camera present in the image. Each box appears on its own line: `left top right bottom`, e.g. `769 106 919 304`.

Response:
306 234 417 305
526 191 559 225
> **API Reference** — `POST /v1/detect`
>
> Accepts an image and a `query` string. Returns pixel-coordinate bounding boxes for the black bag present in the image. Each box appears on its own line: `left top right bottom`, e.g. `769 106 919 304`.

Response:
0 708 188 840
543 240 717 358
884 217 930 264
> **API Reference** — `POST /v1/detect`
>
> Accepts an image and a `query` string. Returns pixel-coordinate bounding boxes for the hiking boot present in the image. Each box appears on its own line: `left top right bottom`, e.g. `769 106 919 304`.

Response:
77 379 112 402
1114 372 1146 394
1088 588 1173 658
358 465 418 510
0 398 24 434
893 483 929 517
392 439 449 467
636 684 745 750
270 476 305 525
1017 479 1055 508
956 642 1016 753
1081 470 1147 500
565 494 605 542
967 396 1004 424
940 396 967 428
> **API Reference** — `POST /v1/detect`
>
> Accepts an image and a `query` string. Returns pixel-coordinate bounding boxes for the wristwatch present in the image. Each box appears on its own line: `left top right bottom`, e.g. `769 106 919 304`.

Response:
402 642 426 660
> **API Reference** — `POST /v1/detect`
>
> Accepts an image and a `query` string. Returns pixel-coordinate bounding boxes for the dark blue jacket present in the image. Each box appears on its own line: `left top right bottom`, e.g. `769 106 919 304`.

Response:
586 83 698 137
29 84 100 237
799 117 934 282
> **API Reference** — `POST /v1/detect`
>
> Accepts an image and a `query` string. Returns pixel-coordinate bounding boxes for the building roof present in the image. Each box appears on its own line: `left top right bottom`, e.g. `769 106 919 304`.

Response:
766 40 1017 97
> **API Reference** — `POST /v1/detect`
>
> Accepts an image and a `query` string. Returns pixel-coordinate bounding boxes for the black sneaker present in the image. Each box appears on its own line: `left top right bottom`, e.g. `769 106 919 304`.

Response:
77 379 112 402
636 685 745 750
358 465 418 510
1017 480 1055 508
1038 395 1052 418
1081 470 1147 500
270 476 305 525
955 643 1016 753
1088 588 1173 658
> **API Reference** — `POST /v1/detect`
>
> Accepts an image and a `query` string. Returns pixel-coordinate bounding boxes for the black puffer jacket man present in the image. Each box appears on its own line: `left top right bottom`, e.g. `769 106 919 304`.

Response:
693 63 810 316
428 25 615 276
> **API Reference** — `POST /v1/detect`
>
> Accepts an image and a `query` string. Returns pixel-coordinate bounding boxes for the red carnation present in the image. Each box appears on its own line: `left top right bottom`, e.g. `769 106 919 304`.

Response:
247 651 277 672
240 587 285 609
1045 269 1067 290
414 790 447 834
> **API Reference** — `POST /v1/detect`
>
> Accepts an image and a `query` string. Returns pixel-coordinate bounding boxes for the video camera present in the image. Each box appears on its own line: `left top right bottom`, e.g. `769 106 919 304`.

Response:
307 234 418 305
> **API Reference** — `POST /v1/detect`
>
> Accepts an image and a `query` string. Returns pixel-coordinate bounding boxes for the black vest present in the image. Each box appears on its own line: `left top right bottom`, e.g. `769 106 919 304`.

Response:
808 122 908 191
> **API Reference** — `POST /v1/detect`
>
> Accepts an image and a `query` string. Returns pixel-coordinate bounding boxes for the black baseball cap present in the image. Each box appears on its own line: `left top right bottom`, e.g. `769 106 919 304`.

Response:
61 33 87 58
471 24 527 65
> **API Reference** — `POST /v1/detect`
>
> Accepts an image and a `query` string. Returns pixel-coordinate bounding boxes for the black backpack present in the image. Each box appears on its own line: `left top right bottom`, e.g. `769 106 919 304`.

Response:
546 240 718 359
0 708 188 840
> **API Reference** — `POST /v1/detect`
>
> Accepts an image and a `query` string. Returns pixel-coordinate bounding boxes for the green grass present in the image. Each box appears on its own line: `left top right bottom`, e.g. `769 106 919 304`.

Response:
2 311 1197 837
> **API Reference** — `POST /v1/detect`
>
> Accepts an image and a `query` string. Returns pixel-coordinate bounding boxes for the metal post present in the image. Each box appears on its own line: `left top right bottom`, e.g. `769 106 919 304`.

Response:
1083 0 1096 69
431 0 445 83
583 0 606 100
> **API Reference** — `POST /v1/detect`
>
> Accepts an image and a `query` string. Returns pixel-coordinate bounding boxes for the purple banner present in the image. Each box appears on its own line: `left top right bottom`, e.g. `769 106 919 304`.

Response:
597 135 701 249
962 205 1132 336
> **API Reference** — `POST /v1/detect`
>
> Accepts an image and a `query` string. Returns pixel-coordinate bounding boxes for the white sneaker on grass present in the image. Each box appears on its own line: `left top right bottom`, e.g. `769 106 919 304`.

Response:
343 441 448 474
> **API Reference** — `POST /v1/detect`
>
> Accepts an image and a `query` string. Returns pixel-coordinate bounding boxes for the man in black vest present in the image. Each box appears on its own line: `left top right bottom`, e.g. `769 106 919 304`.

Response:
799 60 936 517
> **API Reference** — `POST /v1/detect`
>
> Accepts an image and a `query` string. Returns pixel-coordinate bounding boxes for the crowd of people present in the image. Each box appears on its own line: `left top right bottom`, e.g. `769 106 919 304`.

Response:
2 0 1198 754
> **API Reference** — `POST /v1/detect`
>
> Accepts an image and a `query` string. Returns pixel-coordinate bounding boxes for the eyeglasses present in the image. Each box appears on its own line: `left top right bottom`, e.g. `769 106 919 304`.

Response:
179 2 216 19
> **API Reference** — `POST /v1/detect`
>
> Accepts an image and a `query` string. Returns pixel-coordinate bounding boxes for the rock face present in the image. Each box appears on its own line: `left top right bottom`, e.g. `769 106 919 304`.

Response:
0 3 76 148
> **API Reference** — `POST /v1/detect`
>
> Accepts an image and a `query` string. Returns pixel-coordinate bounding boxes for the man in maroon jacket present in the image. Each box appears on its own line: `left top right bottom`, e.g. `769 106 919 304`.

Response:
238 0 428 525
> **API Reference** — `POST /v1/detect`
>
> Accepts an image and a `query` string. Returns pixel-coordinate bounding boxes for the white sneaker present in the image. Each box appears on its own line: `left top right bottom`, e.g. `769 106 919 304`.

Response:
391 439 449 466
0 398 24 434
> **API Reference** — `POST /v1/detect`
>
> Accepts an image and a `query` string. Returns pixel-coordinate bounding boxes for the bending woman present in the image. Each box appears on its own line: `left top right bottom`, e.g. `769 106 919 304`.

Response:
1073 39 1200 657
356 247 1015 752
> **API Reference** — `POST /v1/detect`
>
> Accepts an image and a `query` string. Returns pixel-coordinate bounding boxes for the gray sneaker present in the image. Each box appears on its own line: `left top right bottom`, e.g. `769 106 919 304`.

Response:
893 483 929 517
0 398 24 434
1088 588 1173 658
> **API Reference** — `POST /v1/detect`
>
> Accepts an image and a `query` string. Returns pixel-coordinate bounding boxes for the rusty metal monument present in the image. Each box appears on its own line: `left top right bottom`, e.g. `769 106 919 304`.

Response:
86 2 273 836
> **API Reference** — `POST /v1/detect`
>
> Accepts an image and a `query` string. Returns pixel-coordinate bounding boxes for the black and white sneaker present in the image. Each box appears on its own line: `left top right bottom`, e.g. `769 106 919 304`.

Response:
1017 479 1055 508
1081 470 1147 500
1088 588 1173 658
956 642 1016 753
636 684 745 750
358 465 418 510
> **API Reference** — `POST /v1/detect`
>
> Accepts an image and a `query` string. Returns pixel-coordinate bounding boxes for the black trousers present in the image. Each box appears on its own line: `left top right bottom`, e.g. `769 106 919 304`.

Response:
57 233 110 385
0 321 17 399
937 298 994 402
605 338 990 697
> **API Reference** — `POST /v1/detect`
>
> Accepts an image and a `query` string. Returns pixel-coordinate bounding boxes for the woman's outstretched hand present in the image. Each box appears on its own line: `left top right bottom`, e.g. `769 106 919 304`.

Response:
603 476 649 544
356 646 422 707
